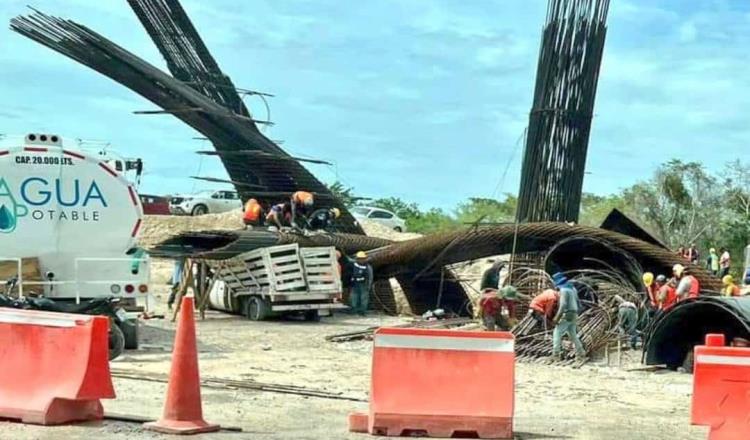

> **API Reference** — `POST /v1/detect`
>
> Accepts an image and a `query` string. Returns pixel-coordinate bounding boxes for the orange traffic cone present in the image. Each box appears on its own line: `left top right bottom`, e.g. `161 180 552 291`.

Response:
144 296 220 435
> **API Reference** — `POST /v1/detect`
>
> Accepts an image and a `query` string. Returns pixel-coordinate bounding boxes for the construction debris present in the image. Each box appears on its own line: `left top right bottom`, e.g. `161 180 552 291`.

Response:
325 317 474 343
111 369 365 402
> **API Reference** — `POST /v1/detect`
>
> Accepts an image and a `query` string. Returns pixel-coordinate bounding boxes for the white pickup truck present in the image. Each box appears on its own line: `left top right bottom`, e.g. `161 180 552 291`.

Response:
0 133 150 348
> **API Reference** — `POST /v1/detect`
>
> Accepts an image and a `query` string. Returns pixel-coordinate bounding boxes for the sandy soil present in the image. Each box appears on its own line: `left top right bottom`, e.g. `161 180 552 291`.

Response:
5 215 704 439
1 282 708 440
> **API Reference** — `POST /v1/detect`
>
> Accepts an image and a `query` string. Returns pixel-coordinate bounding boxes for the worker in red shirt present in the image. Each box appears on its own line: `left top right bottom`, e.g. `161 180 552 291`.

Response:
658 276 678 311
478 286 519 331
527 289 560 330
242 198 263 228
673 263 700 301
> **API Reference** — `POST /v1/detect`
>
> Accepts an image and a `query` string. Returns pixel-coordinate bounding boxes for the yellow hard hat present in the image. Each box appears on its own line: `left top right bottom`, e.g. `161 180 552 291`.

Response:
332 207 341 218
710 248 716 253
642 272 654 287
673 264 685 277
723 275 734 286
356 251 367 259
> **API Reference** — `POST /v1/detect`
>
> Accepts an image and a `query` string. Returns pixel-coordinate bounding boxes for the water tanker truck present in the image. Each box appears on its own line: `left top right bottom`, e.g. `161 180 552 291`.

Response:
0 133 149 349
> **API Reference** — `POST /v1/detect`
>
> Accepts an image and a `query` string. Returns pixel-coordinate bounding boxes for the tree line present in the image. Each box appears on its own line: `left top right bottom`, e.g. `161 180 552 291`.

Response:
329 159 750 275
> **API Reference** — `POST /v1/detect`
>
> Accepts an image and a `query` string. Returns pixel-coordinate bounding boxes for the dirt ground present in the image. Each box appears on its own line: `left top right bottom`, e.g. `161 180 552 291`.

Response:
1 281 709 440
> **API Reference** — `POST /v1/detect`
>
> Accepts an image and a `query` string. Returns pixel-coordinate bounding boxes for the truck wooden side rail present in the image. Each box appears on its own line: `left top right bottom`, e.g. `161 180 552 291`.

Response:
207 244 345 321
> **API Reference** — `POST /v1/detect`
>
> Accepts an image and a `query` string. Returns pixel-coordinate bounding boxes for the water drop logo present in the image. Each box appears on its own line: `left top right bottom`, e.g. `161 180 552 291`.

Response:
0 178 28 233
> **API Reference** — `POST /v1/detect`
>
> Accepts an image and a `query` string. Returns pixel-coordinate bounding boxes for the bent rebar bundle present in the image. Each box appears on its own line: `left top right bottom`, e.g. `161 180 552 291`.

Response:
9 7 362 234
516 0 610 223
149 222 723 292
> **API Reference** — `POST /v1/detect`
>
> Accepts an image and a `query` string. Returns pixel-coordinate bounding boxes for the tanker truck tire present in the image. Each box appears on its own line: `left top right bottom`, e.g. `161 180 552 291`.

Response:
121 319 139 350
192 204 208 216
245 296 270 321
109 324 125 361
303 310 320 322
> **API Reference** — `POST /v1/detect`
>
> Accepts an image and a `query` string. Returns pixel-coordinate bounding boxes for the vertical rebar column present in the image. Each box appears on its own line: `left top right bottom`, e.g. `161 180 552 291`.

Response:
516 0 610 223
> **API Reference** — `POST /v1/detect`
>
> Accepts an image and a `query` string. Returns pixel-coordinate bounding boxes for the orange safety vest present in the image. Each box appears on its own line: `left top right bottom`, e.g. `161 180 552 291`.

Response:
292 191 314 206
686 275 700 298
243 200 262 221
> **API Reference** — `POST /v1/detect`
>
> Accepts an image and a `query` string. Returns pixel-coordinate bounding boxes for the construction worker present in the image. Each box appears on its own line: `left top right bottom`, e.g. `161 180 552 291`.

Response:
290 191 314 229
480 260 505 290
673 263 700 301
266 202 289 229
658 276 678 311
551 273 586 361
719 247 731 278
308 207 341 231
614 295 639 349
348 251 373 316
687 244 700 264
722 275 741 297
527 288 560 329
478 289 502 331
706 248 720 276
242 198 263 228
478 285 519 331
642 272 658 310
167 257 185 311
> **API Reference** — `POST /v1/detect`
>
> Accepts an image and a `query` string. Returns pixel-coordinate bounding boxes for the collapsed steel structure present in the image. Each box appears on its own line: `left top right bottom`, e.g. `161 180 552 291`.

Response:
516 0 610 223
645 297 750 369
10 6 361 233
149 222 723 315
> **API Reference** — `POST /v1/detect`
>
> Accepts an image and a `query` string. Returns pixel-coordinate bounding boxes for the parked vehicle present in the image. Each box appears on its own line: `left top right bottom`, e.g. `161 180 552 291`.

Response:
0 133 150 349
170 190 242 216
351 206 407 232
2 275 128 359
207 244 345 321
744 244 750 286
139 194 171 215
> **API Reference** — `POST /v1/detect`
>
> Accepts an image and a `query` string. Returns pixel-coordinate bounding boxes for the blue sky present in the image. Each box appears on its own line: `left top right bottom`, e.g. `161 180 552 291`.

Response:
0 1 748 209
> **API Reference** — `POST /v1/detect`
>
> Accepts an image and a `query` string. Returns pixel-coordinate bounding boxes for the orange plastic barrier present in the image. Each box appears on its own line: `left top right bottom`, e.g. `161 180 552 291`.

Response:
350 327 514 438
0 308 114 425
691 333 750 440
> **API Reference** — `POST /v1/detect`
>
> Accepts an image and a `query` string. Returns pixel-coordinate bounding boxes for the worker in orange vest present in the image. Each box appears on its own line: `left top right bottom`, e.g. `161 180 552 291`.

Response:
290 191 314 229
527 289 560 330
242 198 263 228
722 275 741 297
673 263 700 301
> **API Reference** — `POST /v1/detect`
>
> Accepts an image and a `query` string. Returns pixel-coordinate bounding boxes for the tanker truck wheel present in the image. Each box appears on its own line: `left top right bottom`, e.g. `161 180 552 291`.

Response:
120 319 139 350
109 324 125 360
245 296 270 321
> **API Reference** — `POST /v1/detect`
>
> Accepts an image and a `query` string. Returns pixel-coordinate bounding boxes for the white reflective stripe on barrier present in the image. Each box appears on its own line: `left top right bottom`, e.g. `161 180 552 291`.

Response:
375 334 514 352
697 354 750 367
0 314 78 328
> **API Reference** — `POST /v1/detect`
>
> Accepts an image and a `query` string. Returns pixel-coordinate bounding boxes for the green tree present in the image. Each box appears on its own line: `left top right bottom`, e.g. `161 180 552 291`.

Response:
622 160 722 249
326 181 357 207
455 195 517 225
407 208 459 234
370 197 421 220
